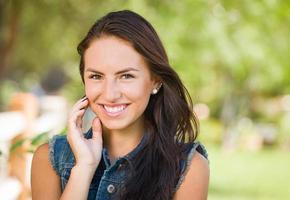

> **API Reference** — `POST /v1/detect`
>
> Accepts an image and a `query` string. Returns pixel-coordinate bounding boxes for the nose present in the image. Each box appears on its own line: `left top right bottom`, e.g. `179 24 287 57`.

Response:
102 79 122 102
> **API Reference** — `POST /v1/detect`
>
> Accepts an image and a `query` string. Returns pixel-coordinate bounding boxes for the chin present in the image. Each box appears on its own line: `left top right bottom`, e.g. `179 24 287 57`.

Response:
101 120 130 131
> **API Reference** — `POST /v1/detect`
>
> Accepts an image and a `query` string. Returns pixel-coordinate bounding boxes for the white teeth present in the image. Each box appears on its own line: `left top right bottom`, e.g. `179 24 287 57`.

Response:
104 105 126 113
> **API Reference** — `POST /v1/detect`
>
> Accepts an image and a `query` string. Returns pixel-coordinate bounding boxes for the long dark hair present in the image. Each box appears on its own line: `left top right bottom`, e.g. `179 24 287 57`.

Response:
77 10 199 200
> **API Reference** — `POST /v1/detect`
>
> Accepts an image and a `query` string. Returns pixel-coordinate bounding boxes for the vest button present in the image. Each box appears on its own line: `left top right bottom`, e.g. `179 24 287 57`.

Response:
107 184 116 194
118 163 124 170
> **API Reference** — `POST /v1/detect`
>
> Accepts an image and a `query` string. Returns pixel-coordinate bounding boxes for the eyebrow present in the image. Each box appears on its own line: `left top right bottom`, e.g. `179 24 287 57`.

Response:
85 67 140 75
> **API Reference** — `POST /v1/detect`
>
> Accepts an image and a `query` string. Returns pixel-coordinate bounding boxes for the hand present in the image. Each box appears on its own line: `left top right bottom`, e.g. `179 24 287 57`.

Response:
67 96 103 169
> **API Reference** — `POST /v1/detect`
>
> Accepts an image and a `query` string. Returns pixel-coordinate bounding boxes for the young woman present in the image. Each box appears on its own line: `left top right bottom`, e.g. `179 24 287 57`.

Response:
31 10 209 200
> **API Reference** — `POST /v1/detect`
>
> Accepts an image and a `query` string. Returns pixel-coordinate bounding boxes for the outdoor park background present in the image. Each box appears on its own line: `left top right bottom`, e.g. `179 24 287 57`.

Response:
0 0 289 199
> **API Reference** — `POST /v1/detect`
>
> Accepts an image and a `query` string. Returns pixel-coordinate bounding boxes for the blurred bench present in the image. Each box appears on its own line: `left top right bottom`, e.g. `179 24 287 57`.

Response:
0 93 68 200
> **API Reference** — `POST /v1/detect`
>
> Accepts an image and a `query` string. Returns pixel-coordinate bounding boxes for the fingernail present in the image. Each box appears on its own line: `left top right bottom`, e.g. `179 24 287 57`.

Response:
81 97 88 102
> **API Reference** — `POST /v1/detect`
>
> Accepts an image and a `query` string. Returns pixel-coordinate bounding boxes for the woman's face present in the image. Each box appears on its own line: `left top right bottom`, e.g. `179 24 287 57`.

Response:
83 36 158 132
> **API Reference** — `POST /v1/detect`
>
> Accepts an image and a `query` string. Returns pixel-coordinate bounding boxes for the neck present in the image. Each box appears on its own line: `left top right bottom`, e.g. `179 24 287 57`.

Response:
102 120 145 163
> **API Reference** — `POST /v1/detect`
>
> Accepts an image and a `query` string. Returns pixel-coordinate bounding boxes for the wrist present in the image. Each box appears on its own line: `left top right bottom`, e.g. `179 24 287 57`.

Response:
61 164 97 199
72 164 97 177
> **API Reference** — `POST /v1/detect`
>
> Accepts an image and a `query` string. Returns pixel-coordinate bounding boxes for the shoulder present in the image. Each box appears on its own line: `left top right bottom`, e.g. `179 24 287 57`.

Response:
174 143 210 200
32 142 55 173
32 134 71 177
32 143 49 164
32 142 55 177
187 151 210 185
31 143 62 199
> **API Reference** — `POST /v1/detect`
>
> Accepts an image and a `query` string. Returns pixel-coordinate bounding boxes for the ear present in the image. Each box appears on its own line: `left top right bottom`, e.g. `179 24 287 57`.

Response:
151 74 161 88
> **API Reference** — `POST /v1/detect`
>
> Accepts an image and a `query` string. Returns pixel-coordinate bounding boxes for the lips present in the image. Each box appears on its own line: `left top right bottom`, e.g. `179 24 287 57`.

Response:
101 104 128 117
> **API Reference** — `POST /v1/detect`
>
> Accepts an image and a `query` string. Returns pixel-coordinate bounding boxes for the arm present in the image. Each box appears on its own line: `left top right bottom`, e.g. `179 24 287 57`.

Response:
31 96 103 200
173 152 210 200
31 143 96 200
59 164 96 200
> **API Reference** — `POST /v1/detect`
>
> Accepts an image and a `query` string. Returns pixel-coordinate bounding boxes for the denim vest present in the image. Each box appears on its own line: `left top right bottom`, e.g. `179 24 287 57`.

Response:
49 128 208 200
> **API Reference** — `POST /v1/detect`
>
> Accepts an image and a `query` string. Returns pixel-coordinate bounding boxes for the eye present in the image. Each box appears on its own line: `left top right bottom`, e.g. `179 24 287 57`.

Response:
89 74 102 80
120 74 134 79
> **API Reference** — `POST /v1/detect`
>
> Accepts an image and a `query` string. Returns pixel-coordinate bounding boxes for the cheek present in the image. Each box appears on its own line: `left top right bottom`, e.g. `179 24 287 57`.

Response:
85 82 101 99
122 81 152 100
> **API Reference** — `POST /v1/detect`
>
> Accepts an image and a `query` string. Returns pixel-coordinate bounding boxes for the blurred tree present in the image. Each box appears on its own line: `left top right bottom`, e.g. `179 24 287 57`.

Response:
0 0 22 78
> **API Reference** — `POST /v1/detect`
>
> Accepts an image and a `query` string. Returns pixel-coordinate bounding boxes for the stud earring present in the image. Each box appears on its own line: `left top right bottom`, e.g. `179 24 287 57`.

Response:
152 83 163 95
152 88 158 94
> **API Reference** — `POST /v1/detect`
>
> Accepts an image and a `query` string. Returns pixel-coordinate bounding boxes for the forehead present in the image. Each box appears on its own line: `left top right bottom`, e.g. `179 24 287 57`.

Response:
84 36 149 73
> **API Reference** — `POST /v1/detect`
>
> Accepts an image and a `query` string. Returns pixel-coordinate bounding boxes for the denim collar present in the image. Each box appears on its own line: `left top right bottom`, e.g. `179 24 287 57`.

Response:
85 128 147 168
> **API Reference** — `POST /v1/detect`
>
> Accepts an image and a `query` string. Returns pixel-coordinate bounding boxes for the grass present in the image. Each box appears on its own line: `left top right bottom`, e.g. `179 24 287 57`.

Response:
207 145 290 200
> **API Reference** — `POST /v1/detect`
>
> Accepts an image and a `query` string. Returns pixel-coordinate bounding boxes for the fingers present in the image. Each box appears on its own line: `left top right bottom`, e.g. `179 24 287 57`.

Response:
76 109 86 128
68 96 89 132
70 96 89 114
92 117 102 143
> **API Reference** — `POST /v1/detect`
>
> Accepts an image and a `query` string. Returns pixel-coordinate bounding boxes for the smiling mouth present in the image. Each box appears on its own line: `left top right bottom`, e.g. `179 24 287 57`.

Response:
101 104 128 116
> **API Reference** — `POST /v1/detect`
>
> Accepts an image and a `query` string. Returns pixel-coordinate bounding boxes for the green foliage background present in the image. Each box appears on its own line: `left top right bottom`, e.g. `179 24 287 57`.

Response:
1 0 289 104
1 1 290 199
2 0 289 147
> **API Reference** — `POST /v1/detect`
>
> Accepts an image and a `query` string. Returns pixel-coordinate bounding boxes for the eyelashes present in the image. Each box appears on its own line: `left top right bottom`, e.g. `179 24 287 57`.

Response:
120 74 135 79
89 74 102 80
88 73 135 80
